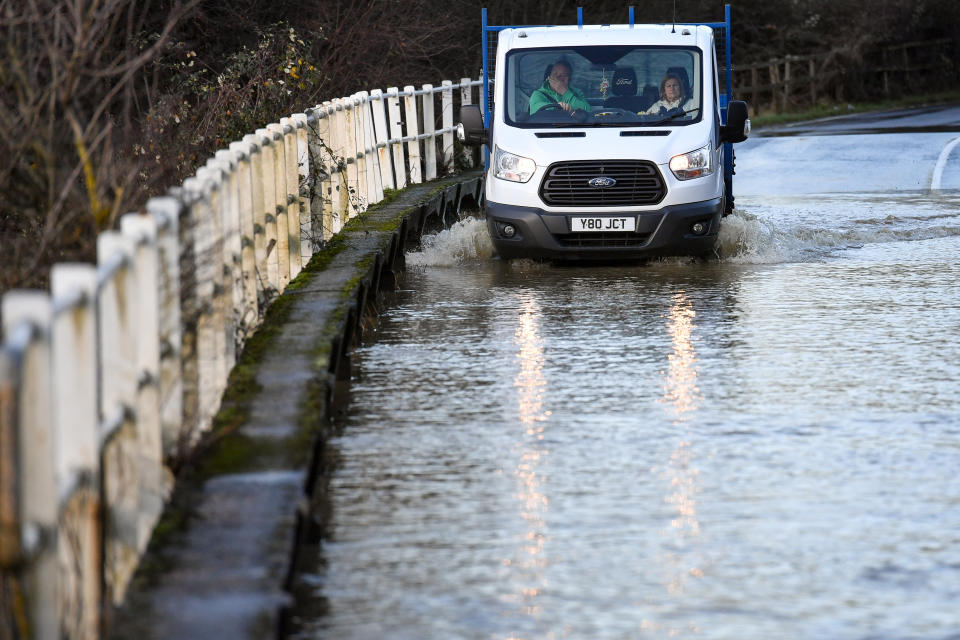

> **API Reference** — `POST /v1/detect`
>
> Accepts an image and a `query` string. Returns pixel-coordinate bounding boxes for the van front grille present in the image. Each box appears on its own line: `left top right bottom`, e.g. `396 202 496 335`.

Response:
555 232 652 248
539 160 665 207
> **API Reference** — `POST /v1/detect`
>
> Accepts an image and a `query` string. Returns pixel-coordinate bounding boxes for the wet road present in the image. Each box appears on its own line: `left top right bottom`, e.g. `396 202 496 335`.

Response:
290 106 960 639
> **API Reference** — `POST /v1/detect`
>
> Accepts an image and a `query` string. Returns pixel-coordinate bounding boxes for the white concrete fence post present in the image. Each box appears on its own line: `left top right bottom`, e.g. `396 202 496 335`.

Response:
1 292 61 640
304 107 331 245
167 186 200 452
356 92 383 207
181 177 220 439
460 77 475 168
348 94 369 213
196 165 234 393
357 91 383 205
119 214 166 551
241 135 266 304
320 101 342 237
343 97 362 219
214 149 247 347
291 113 313 268
387 88 407 189
441 80 455 173
279 117 303 279
422 84 438 181
96 231 141 606
146 197 184 456
50 264 101 640
370 90 396 192
265 124 291 291
225 144 260 337
254 128 281 295
327 100 347 233
403 85 423 185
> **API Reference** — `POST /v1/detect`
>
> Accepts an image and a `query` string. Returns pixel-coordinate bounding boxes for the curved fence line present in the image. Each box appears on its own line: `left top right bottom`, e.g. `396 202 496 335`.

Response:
0 76 482 640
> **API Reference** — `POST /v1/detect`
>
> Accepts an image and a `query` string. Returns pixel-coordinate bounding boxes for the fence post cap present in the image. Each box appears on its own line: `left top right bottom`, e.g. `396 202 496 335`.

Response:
96 230 136 285
120 211 158 244
194 167 222 191
203 158 228 181
51 263 98 292
146 196 183 227
2 290 52 337
182 175 211 197
253 128 274 144
97 229 136 258
228 140 252 160
242 133 263 150
214 148 238 170
50 263 98 317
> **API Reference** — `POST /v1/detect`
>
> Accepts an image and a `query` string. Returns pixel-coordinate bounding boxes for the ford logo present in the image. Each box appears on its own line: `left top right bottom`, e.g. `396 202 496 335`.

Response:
588 176 616 188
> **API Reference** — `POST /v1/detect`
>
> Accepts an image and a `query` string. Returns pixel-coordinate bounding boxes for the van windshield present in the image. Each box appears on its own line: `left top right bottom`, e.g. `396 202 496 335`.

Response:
504 46 703 128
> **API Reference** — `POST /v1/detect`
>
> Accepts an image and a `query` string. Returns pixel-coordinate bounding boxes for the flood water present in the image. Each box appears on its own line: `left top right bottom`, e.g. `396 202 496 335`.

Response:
292 122 960 639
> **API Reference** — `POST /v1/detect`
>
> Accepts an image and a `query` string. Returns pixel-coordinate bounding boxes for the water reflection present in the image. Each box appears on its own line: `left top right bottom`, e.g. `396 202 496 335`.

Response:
662 292 701 421
652 293 704 634
505 295 550 637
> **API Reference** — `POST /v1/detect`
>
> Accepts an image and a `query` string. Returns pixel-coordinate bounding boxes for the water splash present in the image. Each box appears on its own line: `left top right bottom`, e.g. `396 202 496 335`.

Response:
408 205 960 267
717 206 960 264
406 217 495 266
716 210 823 263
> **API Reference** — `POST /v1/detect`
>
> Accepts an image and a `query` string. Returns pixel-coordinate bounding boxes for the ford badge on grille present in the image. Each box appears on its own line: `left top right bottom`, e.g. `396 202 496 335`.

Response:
588 176 617 188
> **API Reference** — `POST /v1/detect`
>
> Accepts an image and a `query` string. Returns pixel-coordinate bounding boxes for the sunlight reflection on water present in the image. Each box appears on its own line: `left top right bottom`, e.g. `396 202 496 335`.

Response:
296 187 960 639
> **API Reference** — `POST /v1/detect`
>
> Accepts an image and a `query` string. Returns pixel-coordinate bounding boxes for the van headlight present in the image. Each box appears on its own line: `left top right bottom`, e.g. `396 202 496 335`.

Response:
669 144 714 180
494 146 536 183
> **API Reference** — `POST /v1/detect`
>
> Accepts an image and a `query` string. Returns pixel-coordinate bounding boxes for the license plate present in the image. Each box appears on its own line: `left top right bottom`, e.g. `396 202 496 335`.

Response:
570 216 636 232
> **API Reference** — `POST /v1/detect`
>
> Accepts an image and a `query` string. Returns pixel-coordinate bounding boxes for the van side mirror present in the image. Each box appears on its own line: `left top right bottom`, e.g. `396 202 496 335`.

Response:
457 104 488 147
721 100 750 143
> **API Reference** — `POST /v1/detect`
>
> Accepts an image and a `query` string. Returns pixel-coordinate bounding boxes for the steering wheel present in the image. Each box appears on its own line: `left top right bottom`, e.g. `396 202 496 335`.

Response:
536 103 563 112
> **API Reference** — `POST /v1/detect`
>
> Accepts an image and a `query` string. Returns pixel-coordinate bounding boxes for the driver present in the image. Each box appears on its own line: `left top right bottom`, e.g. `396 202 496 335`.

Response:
645 73 694 114
530 60 591 116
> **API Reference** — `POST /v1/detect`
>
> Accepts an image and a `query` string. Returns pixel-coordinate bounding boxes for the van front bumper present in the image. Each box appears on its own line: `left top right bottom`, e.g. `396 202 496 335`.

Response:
485 197 723 260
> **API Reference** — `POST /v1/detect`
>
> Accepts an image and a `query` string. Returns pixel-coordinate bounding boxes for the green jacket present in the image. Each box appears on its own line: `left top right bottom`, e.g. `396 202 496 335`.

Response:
529 81 591 114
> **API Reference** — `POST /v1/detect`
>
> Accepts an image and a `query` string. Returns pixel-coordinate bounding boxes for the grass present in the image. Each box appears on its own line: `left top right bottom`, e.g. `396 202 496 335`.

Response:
749 90 960 129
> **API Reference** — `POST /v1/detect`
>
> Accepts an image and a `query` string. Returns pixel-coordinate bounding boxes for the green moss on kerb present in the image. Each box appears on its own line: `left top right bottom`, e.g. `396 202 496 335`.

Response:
200 433 260 476
379 188 401 205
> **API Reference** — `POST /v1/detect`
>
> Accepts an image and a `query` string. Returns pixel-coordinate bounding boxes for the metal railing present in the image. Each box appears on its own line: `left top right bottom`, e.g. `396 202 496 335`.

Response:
0 75 482 640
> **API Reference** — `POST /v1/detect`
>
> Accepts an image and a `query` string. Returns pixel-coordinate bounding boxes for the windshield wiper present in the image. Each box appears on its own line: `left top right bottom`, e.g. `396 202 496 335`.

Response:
649 107 700 126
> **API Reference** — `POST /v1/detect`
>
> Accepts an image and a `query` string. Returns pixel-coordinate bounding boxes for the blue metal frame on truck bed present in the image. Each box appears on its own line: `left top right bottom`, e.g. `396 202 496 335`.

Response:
480 5 737 199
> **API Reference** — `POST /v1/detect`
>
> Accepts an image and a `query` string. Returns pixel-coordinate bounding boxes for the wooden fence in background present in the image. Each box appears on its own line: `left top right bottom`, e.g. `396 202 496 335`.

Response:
733 38 955 114
0 76 482 640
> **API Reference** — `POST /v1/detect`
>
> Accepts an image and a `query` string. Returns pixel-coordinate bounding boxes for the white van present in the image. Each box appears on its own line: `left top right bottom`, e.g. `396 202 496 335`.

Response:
459 8 750 260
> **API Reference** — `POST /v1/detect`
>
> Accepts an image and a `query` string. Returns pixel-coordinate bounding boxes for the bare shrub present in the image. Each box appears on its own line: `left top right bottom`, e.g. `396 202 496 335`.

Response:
0 0 196 292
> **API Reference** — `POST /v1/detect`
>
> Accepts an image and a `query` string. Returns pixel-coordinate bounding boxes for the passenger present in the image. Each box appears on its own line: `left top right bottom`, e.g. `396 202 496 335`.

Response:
530 60 592 116
645 73 694 115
